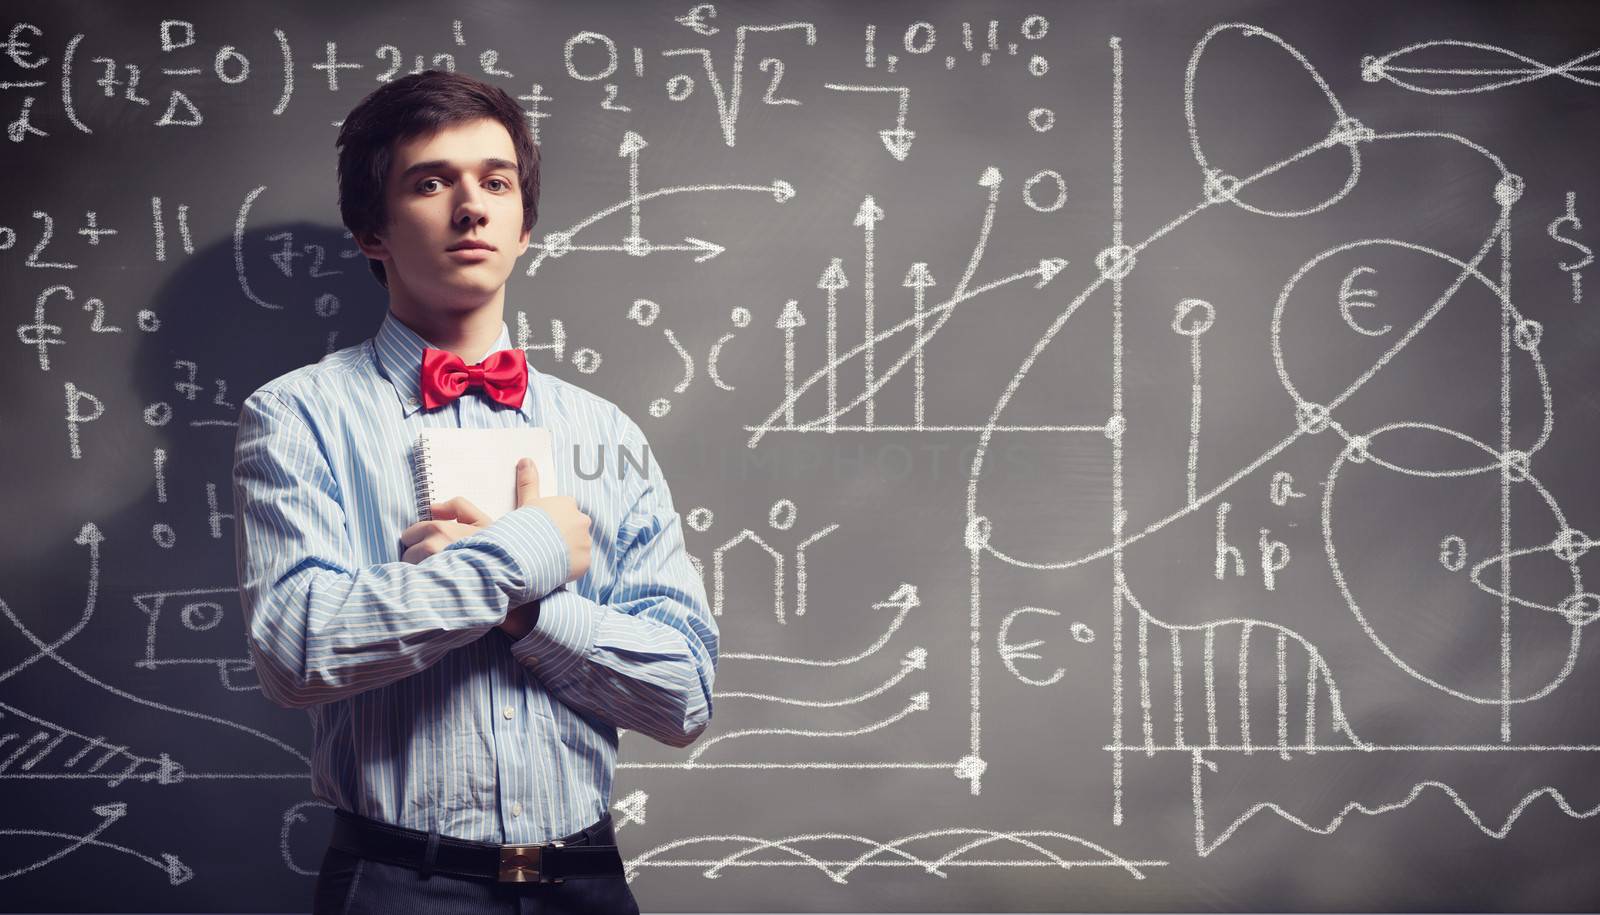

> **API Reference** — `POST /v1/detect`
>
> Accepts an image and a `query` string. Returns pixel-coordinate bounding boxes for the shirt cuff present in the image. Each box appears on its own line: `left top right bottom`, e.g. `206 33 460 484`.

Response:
448 506 571 604
508 584 600 689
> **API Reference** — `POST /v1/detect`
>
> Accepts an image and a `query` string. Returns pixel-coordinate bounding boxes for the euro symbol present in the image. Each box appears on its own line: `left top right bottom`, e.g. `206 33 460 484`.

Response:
1339 265 1391 336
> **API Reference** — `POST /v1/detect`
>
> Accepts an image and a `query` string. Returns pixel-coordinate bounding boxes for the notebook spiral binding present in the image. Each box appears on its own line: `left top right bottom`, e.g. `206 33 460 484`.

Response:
413 435 436 521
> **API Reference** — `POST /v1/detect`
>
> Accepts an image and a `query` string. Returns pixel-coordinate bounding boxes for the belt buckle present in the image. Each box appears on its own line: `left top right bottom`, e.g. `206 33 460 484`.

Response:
498 839 563 884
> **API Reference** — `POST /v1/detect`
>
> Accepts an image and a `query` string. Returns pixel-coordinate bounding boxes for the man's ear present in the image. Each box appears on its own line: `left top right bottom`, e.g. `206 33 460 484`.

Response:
517 223 532 256
353 230 389 261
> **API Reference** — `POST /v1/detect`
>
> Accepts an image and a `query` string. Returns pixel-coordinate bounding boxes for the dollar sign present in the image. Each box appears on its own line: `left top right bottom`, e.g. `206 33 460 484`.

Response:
1547 191 1593 303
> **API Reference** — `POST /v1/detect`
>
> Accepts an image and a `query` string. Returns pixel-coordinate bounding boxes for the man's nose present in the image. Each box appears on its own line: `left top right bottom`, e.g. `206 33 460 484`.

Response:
454 188 489 227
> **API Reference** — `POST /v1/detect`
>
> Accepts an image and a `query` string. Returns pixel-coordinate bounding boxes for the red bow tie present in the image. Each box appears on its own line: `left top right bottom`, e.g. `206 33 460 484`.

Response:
419 347 528 410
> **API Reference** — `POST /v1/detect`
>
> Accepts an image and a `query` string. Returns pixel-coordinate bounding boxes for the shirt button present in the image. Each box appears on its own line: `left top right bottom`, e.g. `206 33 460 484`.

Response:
511 802 523 818
502 705 515 720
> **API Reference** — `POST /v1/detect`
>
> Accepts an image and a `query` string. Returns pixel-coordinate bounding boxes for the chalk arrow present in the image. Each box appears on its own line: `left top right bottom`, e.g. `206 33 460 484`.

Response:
879 126 915 161
853 195 885 227
903 262 936 290
875 582 920 614
1036 257 1070 287
682 237 724 262
617 130 647 157
818 258 849 291
776 298 806 329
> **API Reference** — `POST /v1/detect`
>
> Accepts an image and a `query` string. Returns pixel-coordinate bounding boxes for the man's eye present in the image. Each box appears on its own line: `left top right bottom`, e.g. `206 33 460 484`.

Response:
486 177 510 191
417 178 444 193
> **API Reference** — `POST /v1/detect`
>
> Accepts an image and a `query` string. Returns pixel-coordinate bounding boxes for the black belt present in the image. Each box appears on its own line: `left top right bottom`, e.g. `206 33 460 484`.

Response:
329 808 625 884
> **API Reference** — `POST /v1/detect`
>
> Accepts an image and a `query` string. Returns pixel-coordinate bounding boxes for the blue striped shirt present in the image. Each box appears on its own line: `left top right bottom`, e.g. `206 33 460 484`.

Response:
232 309 717 843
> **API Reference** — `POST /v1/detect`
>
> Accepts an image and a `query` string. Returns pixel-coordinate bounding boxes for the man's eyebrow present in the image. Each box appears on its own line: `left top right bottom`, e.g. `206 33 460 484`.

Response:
398 157 518 181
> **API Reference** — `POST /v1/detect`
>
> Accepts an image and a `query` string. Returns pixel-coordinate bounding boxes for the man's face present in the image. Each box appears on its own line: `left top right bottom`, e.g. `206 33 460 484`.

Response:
359 116 532 310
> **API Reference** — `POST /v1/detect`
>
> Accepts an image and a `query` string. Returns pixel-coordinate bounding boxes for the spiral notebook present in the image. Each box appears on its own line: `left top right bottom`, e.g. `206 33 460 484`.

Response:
413 428 556 521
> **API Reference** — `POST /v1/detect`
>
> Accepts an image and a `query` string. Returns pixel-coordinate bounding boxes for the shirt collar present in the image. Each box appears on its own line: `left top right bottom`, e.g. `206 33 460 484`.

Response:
372 309 534 419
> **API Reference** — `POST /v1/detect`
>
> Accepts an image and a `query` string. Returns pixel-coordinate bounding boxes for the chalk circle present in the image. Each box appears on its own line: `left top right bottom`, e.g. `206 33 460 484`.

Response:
570 347 602 374
1438 535 1467 572
1331 422 1589 704
314 293 340 318
138 309 162 332
1558 592 1600 627
1294 401 1331 435
1359 54 1385 82
955 754 987 780
1201 169 1241 204
1104 413 1126 439
144 401 173 427
1500 449 1531 482
1493 174 1525 208
564 31 618 81
215 46 250 83
152 523 176 549
1070 622 1095 643
768 498 796 531
666 75 694 101
1327 115 1373 148
1345 434 1372 463
1094 244 1137 281
647 397 671 418
730 306 751 327
1186 24 1361 216
623 236 653 256
1513 319 1543 351
181 600 224 631
543 232 573 257
1552 528 1594 563
1027 108 1054 132
1172 298 1215 335
1021 15 1049 40
1023 170 1067 212
903 22 935 54
686 507 714 532
964 514 992 551
1028 55 1049 77
629 298 660 326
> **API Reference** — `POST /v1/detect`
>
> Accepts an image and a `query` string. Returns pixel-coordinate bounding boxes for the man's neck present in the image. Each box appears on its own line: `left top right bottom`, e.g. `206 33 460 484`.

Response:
388 293 506 364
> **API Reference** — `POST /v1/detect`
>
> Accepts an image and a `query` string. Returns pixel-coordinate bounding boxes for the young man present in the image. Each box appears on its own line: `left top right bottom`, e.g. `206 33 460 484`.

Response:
232 70 718 913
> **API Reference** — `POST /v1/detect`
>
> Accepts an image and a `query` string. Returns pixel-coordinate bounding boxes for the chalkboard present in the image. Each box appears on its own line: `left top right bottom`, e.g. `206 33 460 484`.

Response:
4 0 1600 911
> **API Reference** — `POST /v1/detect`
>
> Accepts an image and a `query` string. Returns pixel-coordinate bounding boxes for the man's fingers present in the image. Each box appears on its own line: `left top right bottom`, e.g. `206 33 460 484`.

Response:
454 498 492 526
400 520 465 549
432 496 492 527
515 457 540 508
401 533 443 563
399 520 433 548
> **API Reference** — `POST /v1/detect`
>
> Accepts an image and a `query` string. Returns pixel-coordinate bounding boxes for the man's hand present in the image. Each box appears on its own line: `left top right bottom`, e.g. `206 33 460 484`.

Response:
399 496 494 563
396 457 590 639
500 599 540 640
397 459 590 580
515 457 593 585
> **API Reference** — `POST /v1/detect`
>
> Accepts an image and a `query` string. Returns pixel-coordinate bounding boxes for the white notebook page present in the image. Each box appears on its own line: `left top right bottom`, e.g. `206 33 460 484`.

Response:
416 427 556 521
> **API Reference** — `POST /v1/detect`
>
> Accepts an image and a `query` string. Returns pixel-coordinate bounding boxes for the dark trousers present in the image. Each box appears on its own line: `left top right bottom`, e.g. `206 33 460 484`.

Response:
312 814 641 915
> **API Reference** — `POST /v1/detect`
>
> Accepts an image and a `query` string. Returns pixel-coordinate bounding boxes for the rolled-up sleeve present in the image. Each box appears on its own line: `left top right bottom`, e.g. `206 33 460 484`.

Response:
233 388 572 709
509 419 718 749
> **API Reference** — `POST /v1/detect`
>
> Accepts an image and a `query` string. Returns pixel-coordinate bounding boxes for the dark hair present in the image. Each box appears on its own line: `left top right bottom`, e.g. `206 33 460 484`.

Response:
336 70 540 287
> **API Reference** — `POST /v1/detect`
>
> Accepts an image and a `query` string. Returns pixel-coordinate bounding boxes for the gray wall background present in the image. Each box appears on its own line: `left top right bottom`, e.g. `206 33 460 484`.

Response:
3 0 1600 910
